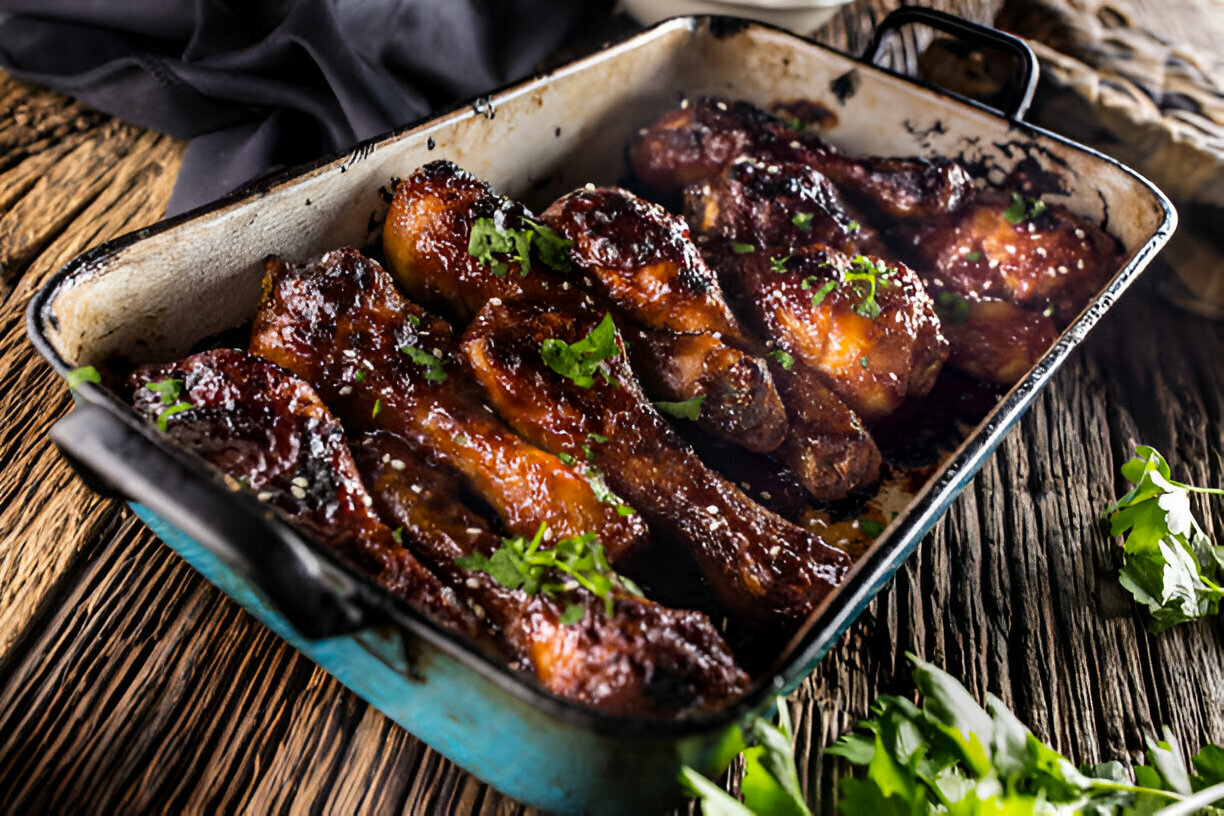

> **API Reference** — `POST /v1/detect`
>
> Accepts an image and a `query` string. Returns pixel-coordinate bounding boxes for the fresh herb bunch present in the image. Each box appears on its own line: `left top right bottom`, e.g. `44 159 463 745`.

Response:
540 312 620 388
1108 445 1224 631
467 215 571 277
144 378 196 432
828 654 1224 815
681 701 813 816
455 523 642 619
1002 192 1048 226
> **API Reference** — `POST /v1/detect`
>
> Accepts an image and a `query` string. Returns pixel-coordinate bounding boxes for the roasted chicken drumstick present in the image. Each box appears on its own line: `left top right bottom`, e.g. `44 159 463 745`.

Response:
460 296 852 628
353 431 748 717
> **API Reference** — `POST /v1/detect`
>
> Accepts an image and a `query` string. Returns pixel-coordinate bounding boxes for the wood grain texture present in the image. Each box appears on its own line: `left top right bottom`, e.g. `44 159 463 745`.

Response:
0 2 1222 814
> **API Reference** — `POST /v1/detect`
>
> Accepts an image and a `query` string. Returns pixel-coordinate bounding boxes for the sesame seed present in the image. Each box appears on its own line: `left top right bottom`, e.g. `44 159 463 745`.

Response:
715 100 727 110
1077 259 1084 269
410 484 423 494
291 476 309 488
488 297 502 306
363 359 374 370
470 602 485 619
432 348 443 357
361 494 373 507
760 491 773 500
466 577 482 589
543 527 554 541
1074 228 1085 239
390 459 406 470
1058 265 1069 274
290 485 307 500
465 527 483 536
706 505 719 515
768 545 781 557
338 385 353 395
343 349 357 358
257 491 274 501
381 453 390 463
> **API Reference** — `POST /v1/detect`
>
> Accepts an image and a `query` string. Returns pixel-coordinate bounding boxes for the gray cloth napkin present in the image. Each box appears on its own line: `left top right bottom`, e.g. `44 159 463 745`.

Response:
0 0 614 215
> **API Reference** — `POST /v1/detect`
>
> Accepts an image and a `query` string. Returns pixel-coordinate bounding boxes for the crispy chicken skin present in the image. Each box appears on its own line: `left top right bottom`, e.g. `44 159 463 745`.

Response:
460 297 851 628
725 246 948 421
385 162 790 455
353 431 748 717
684 157 881 257
631 97 973 222
129 348 478 633
933 295 1059 386
249 247 648 562
894 187 1123 327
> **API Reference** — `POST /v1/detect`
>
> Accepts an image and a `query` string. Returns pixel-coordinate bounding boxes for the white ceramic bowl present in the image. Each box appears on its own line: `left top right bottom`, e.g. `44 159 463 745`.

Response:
619 0 853 34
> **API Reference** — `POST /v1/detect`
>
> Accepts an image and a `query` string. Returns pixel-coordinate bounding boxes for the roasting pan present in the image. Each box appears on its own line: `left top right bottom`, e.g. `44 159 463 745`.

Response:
27 9 1175 813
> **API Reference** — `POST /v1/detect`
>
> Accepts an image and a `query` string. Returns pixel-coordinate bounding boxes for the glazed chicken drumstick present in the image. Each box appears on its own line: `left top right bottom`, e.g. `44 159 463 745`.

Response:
249 247 647 562
383 160 790 454
128 348 480 636
460 296 852 629
353 431 748 717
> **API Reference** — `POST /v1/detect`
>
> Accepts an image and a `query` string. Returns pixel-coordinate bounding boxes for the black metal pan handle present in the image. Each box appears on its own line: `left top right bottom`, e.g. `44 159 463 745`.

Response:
863 6 1038 121
51 402 382 640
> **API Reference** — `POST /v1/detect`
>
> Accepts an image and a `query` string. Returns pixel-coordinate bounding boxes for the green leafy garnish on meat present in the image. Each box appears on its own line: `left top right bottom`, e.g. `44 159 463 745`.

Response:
66 365 101 389
399 343 447 382
654 395 705 421
792 212 814 231
732 242 757 255
540 312 619 388
455 524 641 618
1002 192 1048 225
467 216 571 277
769 350 795 371
1108 445 1224 631
145 378 196 432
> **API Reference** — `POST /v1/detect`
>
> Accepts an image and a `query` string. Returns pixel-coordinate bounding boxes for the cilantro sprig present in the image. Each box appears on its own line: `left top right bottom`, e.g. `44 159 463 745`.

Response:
829 654 1224 814
540 312 620 388
455 524 642 619
1108 445 1224 631
842 255 892 319
145 378 196 432
1002 192 1048 225
467 216 571 277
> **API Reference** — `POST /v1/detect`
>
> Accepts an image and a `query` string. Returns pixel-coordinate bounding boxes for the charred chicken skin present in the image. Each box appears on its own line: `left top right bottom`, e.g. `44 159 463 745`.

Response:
631 96 973 222
129 348 478 634
460 296 851 628
385 161 789 455
249 247 648 562
353 431 748 717
894 187 1123 327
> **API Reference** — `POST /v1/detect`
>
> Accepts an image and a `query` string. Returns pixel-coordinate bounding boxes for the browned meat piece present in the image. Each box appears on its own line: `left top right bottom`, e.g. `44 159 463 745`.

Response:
386 163 789 455
540 185 747 341
932 293 1059 386
894 188 1123 326
768 361 882 502
128 348 477 633
460 297 851 628
249 247 648 562
352 431 748 717
684 157 882 257
631 97 973 222
625 325 787 454
723 246 948 421
382 160 556 321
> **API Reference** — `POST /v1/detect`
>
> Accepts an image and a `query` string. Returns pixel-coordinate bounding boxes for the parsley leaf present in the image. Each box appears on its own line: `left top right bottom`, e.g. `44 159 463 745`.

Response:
399 344 447 382
1002 192 1048 225
654 395 705 421
846 220 861 232
805 278 838 307
145 378 196 432
843 255 892 319
455 524 641 618
792 212 814 231
769 350 795 371
1108 445 1224 631
540 312 620 388
732 242 757 254
769 255 791 274
66 365 101 389
830 654 1224 814
467 216 572 277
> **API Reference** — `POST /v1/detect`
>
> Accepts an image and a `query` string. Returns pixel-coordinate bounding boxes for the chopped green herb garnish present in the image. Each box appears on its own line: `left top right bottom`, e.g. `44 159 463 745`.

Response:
587 433 609 444
807 279 838 307
616 505 636 517
1002 191 1047 225
769 349 795 371
792 212 814 231
769 255 790 274
582 443 596 462
731 242 756 254
654 395 706 421
399 344 447 382
846 220 861 232
453 433 469 446
66 365 101 389
354 369 366 383
859 519 885 537
935 290 972 326
146 378 196 432
965 250 982 261
558 451 576 466
372 398 383 418
860 356 869 368
405 313 422 328
788 118 804 132
539 312 620 388
467 216 571 277
455 523 641 618
391 527 404 545
843 255 892 319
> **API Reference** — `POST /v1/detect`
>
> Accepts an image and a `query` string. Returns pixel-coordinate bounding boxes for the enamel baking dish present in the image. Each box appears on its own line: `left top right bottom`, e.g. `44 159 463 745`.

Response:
28 10 1175 813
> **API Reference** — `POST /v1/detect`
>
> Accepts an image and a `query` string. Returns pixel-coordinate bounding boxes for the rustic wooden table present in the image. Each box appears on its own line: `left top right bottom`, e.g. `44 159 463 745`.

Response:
1 1 1222 813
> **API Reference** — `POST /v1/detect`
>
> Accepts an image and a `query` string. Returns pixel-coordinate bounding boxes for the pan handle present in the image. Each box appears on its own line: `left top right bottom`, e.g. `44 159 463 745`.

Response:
863 6 1038 121
51 401 383 640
